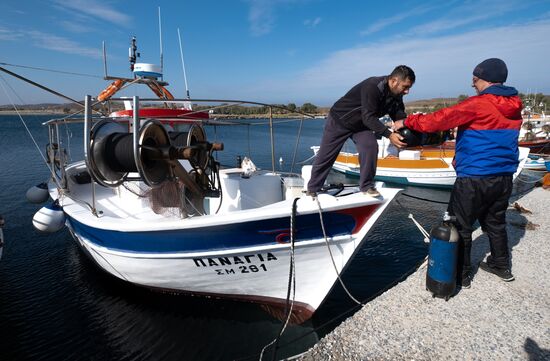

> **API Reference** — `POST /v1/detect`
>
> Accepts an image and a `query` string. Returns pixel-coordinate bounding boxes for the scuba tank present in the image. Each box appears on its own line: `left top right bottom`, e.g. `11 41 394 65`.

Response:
426 212 459 300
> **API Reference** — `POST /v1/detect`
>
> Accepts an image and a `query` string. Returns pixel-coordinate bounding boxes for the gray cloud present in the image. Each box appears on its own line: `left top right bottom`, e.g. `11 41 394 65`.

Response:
360 3 443 36
59 20 94 33
52 0 131 27
248 0 277 36
26 31 102 58
304 17 322 28
0 27 24 41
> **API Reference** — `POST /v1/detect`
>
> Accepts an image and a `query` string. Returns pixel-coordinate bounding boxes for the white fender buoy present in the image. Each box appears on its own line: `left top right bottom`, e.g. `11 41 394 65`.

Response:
32 201 65 233
26 182 49 204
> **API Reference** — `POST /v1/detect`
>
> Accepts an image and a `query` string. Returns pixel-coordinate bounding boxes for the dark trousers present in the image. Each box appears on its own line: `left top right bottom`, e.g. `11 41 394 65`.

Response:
448 176 513 274
308 114 378 192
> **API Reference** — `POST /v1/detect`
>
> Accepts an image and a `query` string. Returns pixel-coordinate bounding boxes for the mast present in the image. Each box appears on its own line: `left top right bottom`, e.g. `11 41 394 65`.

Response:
158 7 164 80
177 28 191 99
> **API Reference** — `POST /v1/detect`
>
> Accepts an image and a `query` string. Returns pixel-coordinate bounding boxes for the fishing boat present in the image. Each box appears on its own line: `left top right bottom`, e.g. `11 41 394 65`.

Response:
523 154 549 171
519 112 550 154
3 38 401 323
518 137 550 155
313 138 530 188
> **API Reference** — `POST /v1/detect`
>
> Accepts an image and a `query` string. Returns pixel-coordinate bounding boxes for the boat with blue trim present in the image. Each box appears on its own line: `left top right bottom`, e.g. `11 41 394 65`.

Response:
313 139 530 189
13 38 400 323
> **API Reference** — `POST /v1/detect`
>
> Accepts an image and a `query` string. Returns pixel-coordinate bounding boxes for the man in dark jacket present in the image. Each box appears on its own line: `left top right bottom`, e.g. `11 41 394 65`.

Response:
393 58 523 289
307 65 413 196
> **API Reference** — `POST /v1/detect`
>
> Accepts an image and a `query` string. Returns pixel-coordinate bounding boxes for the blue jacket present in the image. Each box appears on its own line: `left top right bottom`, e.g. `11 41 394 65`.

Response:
405 85 523 177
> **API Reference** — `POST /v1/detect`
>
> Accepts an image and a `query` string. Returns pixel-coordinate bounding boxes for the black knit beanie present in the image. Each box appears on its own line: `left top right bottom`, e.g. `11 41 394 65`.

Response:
473 58 508 83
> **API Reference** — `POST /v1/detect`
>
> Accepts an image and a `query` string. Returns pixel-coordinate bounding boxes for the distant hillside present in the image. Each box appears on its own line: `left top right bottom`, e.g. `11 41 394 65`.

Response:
2 93 548 115
406 97 458 107
405 97 461 113
0 103 81 114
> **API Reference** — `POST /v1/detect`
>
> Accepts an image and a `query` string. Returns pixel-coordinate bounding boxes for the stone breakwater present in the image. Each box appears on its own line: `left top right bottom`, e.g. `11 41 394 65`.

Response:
299 186 550 361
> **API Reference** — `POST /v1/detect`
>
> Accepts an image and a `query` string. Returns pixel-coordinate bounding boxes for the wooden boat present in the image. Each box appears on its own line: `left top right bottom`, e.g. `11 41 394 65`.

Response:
313 140 530 189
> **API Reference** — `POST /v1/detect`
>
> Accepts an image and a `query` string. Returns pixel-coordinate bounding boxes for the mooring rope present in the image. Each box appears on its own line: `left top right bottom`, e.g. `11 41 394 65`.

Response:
0 75 48 164
258 197 299 361
0 75 66 192
315 196 363 306
233 248 430 361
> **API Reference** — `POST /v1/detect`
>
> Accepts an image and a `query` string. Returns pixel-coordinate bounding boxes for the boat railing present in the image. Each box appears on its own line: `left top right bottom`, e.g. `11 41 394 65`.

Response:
44 96 319 216
46 96 317 174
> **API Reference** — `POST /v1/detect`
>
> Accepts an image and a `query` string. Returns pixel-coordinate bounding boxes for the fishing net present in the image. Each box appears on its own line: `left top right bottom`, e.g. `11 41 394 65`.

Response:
123 179 202 218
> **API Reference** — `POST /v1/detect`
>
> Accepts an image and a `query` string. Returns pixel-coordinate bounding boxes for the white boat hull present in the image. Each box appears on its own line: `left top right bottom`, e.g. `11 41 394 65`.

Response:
55 162 399 321
319 146 531 189
68 223 367 321
333 162 456 188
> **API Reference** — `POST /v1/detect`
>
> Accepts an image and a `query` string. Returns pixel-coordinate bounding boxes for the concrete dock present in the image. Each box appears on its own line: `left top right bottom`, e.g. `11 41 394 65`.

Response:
299 186 550 360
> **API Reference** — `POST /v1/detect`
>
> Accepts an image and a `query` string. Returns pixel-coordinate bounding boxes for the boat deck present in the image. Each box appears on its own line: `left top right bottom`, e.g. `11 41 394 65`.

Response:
299 186 550 360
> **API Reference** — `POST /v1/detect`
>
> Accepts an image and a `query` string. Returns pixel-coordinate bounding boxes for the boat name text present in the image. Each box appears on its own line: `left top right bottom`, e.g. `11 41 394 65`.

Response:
193 253 277 267
193 253 278 275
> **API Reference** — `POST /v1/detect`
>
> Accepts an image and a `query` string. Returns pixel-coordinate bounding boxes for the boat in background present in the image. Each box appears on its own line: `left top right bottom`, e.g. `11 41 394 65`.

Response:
3 37 401 324
519 108 550 154
524 154 549 171
313 138 530 189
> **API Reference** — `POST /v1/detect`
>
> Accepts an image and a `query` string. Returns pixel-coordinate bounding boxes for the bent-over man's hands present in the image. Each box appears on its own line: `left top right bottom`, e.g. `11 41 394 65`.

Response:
392 119 405 131
389 132 407 149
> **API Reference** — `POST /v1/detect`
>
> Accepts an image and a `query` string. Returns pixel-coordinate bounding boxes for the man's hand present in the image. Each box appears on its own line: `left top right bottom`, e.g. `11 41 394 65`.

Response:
389 132 407 149
392 119 406 131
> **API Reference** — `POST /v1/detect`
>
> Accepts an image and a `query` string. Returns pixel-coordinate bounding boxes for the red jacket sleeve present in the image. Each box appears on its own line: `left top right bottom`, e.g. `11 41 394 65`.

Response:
404 98 478 133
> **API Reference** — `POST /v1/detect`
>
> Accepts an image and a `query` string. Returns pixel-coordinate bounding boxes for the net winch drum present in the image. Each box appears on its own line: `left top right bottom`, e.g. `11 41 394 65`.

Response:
426 212 459 300
88 119 172 187
169 124 208 169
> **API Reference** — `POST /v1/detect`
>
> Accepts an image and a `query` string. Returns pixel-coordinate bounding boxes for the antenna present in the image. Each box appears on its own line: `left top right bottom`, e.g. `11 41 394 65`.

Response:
129 36 138 72
177 28 190 99
158 7 163 79
102 41 108 79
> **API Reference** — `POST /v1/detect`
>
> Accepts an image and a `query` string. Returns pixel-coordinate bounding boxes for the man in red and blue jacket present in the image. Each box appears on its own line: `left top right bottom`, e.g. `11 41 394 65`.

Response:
393 58 522 289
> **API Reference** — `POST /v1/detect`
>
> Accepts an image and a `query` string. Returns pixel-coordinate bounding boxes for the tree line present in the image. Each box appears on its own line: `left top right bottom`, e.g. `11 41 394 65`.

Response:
412 92 550 113
194 103 322 115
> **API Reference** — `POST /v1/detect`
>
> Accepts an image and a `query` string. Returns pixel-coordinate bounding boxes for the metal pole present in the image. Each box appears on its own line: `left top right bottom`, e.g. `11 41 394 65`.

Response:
177 28 191 99
269 106 276 173
102 41 108 79
47 125 57 185
84 95 97 215
158 7 163 78
290 117 304 174
55 123 67 188
84 95 91 168
132 96 146 182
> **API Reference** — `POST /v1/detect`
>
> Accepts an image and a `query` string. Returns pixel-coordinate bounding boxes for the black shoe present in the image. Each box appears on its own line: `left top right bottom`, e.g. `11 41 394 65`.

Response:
304 190 317 198
479 261 515 282
461 271 472 289
362 187 381 197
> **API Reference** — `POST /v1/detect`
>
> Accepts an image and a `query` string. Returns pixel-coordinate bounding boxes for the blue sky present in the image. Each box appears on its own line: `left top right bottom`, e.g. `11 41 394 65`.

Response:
1 0 549 106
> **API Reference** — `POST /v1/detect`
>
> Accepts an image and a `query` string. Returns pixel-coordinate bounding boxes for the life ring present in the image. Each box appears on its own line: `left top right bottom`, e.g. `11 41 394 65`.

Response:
97 79 125 101
159 86 174 100
147 83 175 100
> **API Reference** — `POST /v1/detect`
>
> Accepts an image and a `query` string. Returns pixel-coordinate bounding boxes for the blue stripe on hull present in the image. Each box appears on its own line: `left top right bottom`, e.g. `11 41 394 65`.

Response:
375 175 453 189
68 210 358 254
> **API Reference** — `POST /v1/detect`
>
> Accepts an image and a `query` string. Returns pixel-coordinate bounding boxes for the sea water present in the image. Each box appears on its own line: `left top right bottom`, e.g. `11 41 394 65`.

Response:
0 114 447 360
